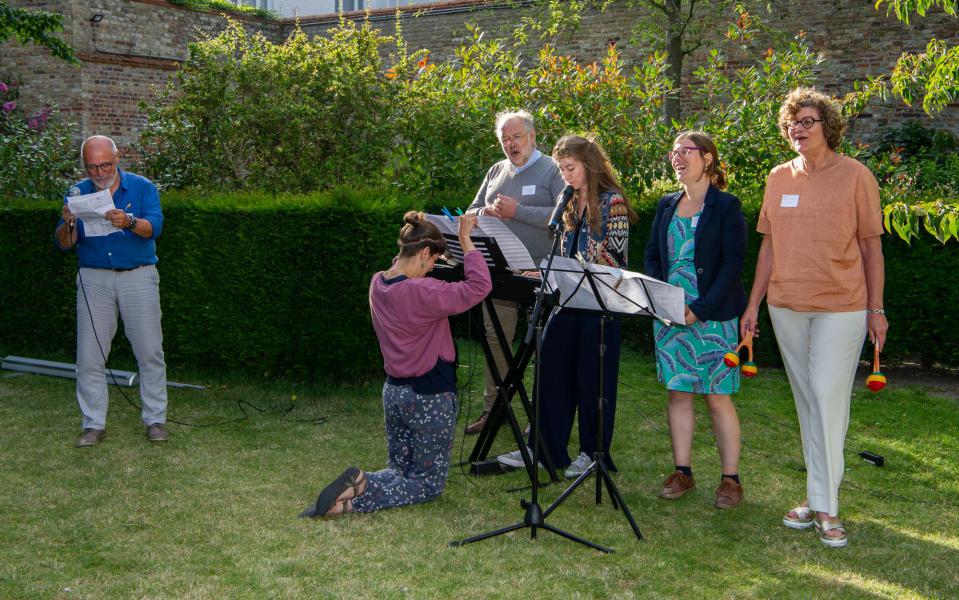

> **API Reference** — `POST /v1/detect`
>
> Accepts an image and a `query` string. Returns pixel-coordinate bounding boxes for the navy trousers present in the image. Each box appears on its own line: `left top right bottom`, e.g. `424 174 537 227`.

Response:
537 309 621 470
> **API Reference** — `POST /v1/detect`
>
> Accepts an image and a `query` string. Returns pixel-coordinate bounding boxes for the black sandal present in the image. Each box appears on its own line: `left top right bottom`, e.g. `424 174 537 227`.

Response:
299 466 362 518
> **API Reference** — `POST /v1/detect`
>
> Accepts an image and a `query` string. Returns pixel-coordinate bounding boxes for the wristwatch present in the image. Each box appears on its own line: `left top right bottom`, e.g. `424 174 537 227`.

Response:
126 215 137 231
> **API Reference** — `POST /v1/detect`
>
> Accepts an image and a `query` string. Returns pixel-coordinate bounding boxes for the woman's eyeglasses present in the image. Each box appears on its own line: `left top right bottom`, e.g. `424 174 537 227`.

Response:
785 117 823 130
667 147 705 161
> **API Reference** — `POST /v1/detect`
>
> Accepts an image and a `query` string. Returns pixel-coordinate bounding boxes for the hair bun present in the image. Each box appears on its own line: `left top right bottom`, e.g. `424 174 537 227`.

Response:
403 210 426 226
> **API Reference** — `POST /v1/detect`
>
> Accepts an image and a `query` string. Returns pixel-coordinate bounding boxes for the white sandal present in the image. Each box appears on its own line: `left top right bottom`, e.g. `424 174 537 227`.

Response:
782 505 815 530
815 518 849 548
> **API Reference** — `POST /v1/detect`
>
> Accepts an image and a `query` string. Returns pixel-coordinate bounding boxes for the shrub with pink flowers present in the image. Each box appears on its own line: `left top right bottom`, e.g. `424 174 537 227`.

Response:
0 78 78 201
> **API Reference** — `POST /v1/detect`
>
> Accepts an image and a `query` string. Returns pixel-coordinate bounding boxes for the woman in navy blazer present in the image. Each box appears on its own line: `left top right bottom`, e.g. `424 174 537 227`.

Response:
644 131 748 509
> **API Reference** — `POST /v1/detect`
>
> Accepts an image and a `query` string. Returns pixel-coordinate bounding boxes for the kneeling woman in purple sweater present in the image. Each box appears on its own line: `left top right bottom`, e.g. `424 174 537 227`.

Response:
300 211 491 517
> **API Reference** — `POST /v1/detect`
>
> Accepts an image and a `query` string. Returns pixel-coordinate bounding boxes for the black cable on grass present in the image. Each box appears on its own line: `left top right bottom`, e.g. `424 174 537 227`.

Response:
70 230 327 430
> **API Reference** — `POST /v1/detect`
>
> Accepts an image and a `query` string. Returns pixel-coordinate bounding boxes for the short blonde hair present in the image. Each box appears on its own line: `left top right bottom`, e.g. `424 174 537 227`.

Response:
778 87 845 150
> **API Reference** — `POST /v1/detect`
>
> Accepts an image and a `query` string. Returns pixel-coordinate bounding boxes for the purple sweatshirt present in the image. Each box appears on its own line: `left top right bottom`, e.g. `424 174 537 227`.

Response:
369 250 492 378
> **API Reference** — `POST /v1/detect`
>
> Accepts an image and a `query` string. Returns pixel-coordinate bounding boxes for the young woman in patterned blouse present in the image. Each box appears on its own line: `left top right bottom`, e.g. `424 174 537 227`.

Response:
498 135 637 478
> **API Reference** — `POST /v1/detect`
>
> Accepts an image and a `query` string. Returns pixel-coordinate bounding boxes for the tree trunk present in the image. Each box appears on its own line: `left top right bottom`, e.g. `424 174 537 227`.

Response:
663 0 684 124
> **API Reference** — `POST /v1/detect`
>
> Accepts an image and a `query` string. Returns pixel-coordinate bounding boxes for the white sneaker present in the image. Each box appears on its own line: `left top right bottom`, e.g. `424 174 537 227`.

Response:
496 447 542 469
564 452 592 478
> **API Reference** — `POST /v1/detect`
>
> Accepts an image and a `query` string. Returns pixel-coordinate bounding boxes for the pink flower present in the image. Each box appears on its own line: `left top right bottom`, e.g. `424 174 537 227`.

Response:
28 107 52 130
0 82 8 93
2 101 15 113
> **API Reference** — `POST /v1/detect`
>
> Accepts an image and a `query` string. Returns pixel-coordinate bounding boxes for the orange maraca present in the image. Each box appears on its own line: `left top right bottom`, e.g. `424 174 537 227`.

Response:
725 330 757 377
866 345 886 392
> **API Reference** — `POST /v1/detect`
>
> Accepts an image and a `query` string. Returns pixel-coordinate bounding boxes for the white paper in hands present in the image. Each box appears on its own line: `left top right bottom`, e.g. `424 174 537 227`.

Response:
67 190 120 237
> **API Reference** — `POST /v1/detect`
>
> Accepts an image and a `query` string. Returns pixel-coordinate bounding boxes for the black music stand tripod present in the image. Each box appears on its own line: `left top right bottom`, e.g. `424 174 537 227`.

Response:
537 258 647 544
434 227 560 483
450 227 617 553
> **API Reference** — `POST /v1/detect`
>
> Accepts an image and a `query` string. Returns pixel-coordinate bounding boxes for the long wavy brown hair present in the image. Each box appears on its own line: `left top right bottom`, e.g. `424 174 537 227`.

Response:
552 135 637 232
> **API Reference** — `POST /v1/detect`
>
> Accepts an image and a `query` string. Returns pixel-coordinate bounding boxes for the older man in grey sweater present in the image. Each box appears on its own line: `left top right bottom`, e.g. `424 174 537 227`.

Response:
464 110 565 434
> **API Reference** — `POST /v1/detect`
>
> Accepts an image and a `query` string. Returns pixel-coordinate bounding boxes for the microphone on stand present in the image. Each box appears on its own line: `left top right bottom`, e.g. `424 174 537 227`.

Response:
67 186 81 234
548 185 575 232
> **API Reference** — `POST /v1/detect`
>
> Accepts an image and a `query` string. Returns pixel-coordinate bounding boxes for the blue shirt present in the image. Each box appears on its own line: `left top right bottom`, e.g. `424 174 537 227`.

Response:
57 168 164 270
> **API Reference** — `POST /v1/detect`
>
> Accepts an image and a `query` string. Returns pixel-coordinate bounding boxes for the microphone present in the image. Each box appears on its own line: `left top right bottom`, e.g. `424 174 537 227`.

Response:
548 185 575 232
67 186 80 235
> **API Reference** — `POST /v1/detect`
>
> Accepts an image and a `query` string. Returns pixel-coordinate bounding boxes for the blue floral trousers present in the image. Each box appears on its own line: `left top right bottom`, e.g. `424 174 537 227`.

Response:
351 382 458 513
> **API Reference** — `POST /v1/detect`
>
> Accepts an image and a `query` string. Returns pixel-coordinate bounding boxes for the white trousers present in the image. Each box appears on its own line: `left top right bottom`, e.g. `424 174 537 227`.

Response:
768 305 867 517
76 266 168 430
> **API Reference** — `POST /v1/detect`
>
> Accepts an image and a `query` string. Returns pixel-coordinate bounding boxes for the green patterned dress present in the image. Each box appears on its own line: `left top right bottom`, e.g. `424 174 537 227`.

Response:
653 212 740 394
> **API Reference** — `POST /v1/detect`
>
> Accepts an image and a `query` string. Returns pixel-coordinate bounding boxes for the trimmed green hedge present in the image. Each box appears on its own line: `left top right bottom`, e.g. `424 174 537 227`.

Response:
1 189 956 383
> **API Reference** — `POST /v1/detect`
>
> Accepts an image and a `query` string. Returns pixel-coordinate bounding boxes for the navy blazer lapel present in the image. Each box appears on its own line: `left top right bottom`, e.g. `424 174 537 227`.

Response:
694 185 718 248
660 191 683 271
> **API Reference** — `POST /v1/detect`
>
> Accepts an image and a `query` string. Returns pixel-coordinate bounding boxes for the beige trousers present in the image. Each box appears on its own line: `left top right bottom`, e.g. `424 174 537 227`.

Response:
481 299 520 413
769 305 867 517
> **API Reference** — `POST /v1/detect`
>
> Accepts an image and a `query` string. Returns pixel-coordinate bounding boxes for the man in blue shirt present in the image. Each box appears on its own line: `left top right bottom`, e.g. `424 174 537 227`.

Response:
55 135 169 447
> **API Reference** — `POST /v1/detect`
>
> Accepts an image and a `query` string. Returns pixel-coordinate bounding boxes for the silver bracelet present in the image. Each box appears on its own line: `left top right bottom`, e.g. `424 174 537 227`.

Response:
869 308 885 314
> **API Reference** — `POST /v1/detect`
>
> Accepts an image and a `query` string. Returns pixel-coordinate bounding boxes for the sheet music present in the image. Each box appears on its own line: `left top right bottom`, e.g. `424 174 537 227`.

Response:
475 216 536 270
542 256 686 324
67 190 120 237
425 214 536 271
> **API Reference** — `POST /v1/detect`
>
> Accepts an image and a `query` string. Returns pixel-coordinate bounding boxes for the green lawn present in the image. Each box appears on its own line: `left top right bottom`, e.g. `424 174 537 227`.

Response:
1 346 957 599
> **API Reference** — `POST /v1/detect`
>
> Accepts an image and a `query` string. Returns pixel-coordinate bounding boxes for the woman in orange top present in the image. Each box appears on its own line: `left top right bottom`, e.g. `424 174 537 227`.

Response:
740 87 888 548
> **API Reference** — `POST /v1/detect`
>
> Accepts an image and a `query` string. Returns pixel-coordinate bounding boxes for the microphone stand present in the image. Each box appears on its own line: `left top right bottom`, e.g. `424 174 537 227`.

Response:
450 218 612 553
536 260 644 543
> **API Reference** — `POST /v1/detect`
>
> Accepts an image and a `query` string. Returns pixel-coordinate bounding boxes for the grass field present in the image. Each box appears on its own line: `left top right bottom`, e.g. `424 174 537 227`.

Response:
1 346 957 599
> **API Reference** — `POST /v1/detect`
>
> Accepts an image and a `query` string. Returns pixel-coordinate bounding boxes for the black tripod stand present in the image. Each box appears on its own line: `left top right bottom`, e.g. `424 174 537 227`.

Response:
450 220 621 553
539 262 643 542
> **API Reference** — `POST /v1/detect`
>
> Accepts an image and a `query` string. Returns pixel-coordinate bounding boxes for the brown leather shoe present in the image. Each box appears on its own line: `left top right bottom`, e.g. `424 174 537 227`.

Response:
76 428 106 447
659 470 695 499
465 412 489 435
146 423 169 442
714 477 743 509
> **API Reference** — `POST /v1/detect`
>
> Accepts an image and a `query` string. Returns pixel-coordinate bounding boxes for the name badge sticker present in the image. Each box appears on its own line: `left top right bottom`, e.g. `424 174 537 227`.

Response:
781 194 800 208
691 216 700 229
521 185 536 196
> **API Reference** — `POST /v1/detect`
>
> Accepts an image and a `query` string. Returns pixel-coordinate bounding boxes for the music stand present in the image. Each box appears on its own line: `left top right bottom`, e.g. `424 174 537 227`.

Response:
451 228 621 553
532 256 683 546
428 215 560 484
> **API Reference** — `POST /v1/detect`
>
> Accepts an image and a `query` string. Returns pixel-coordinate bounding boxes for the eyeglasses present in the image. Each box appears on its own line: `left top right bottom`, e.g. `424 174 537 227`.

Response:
667 147 705 161
785 117 823 130
84 161 116 174
500 131 529 146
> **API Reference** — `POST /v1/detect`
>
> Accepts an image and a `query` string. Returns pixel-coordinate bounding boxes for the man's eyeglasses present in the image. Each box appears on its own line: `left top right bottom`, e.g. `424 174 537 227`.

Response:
667 147 705 161
84 161 116 174
785 117 823 130
500 131 529 146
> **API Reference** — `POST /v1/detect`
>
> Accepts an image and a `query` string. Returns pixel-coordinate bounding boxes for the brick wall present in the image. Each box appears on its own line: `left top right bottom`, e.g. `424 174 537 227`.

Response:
3 0 957 158
3 0 282 156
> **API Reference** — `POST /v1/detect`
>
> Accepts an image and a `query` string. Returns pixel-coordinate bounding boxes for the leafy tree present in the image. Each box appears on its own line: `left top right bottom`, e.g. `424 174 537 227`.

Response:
0 2 77 64
512 0 782 123
873 0 958 114
874 0 957 23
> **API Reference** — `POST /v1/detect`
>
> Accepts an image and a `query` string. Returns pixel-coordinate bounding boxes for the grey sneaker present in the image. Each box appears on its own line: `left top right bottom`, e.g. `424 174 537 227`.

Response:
496 447 542 469
564 452 592 478
146 423 169 442
76 428 105 447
